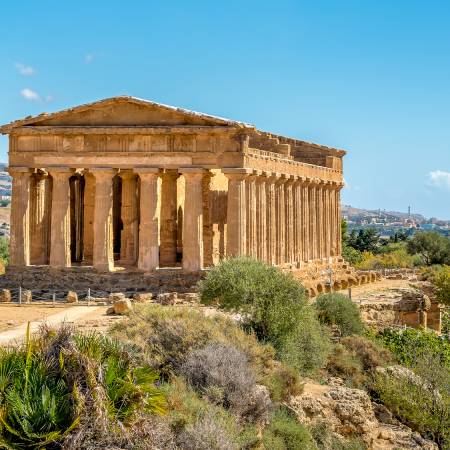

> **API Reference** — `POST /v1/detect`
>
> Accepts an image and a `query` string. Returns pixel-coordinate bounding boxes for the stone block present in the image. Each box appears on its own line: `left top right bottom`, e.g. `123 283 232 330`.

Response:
22 290 32 304
66 291 78 303
156 292 177 305
184 293 199 303
113 298 133 315
133 292 153 303
0 289 11 303
109 292 125 304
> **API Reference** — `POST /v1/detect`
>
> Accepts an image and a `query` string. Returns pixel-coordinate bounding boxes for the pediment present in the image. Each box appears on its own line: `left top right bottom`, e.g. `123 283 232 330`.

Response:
1 96 252 132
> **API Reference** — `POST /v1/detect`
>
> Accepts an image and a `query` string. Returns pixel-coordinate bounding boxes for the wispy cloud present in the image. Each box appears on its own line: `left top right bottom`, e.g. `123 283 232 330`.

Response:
428 170 450 190
85 53 95 63
20 88 39 101
15 62 35 76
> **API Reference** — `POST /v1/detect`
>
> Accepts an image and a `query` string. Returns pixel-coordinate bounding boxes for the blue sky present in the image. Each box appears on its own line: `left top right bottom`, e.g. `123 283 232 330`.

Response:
1 0 449 219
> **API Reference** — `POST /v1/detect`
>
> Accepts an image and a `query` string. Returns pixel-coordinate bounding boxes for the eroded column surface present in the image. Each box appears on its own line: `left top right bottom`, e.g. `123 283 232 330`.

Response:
48 168 73 268
301 179 310 262
285 176 295 265
337 183 343 256
83 173 95 262
275 175 286 266
8 167 31 267
309 180 317 260
181 168 205 271
91 168 115 272
202 171 214 267
160 169 178 266
323 183 331 260
246 172 257 259
256 173 267 263
119 171 139 264
30 171 51 265
135 168 160 271
266 173 279 265
293 177 302 264
330 182 337 257
224 169 248 257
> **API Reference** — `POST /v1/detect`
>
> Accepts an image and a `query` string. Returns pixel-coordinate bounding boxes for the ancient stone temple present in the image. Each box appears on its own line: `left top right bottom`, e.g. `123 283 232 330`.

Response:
0 96 347 292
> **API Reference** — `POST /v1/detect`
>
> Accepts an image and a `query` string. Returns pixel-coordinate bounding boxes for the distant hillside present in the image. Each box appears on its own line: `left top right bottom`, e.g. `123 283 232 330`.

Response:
342 205 426 222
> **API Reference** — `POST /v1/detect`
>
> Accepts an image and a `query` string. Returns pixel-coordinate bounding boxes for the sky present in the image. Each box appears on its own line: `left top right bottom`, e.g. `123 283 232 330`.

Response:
0 0 449 219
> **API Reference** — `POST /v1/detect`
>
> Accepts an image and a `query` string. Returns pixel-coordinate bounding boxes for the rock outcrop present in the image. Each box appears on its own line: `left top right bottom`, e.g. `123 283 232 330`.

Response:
290 381 437 450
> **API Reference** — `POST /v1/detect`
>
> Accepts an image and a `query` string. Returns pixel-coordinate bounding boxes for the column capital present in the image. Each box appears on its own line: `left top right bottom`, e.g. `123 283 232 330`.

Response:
118 169 137 179
7 166 32 176
223 168 252 180
179 167 207 180
89 167 117 179
47 167 75 179
133 167 161 175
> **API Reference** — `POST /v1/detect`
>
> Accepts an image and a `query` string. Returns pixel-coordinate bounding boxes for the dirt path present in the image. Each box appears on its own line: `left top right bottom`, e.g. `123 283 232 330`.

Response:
0 305 105 345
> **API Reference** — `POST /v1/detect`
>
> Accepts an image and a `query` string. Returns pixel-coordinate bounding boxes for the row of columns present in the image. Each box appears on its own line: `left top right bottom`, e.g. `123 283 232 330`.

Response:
8 166 207 272
224 168 343 267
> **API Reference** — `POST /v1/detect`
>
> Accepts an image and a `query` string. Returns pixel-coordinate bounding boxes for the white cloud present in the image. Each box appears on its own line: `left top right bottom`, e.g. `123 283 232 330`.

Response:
429 170 450 190
20 88 40 101
85 53 95 63
15 62 35 76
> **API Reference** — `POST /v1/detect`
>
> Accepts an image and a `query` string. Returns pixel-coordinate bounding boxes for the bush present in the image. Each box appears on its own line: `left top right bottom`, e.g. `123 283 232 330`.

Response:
342 244 363 266
0 236 8 264
199 257 308 347
407 231 450 266
433 265 450 306
315 293 364 336
263 408 317 450
310 420 367 449
373 356 450 448
354 247 422 270
262 363 303 403
0 324 165 449
109 304 275 379
378 328 450 369
325 344 366 388
181 343 271 423
278 306 331 376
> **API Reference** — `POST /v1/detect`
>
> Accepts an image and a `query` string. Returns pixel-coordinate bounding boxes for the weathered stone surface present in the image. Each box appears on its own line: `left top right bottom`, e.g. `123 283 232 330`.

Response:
0 289 11 303
108 292 125 304
66 291 78 303
132 292 153 303
156 292 178 305
291 382 438 449
113 298 133 315
22 290 32 304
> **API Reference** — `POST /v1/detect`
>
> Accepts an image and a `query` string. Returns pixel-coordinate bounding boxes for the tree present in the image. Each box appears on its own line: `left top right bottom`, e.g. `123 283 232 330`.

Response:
407 231 450 265
346 228 380 253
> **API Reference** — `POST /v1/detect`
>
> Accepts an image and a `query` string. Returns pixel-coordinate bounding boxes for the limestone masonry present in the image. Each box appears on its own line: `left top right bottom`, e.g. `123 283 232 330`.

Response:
0 96 348 292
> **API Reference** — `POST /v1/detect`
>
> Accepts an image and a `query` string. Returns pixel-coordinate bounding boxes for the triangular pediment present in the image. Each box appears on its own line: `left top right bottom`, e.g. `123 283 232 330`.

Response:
0 96 252 132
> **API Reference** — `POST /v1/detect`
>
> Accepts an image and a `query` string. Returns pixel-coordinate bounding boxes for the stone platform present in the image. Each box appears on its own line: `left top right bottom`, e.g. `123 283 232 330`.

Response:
0 266 203 297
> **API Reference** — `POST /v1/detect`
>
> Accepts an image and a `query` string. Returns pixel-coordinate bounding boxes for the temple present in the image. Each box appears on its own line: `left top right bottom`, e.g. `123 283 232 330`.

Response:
0 96 347 291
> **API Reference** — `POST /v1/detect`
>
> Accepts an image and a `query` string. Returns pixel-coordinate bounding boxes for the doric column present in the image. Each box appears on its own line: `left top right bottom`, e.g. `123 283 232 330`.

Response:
30 171 51 265
275 175 287 266
256 173 267 263
285 176 295 265
160 169 179 266
330 182 337 257
266 172 279 265
8 167 31 266
301 178 310 262
246 171 258 258
293 177 302 264
119 171 139 264
91 168 116 272
323 182 331 260
48 168 74 268
316 181 324 260
337 182 343 256
223 169 249 257
202 171 214 267
83 172 95 262
134 168 160 271
181 168 205 271
309 179 317 260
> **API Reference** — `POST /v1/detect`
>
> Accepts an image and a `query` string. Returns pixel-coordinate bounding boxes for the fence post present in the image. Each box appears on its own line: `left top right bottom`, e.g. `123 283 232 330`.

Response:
87 288 91 306
52 292 56 307
18 286 22 306
348 287 352 300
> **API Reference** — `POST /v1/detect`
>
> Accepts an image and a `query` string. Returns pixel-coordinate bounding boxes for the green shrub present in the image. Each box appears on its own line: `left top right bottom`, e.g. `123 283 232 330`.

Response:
434 265 450 305
263 408 316 450
199 257 308 347
262 363 303 403
278 306 331 376
373 356 450 448
0 324 165 449
407 231 450 266
342 244 363 266
378 328 450 368
0 236 9 264
310 420 367 449
325 344 366 388
315 293 364 336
